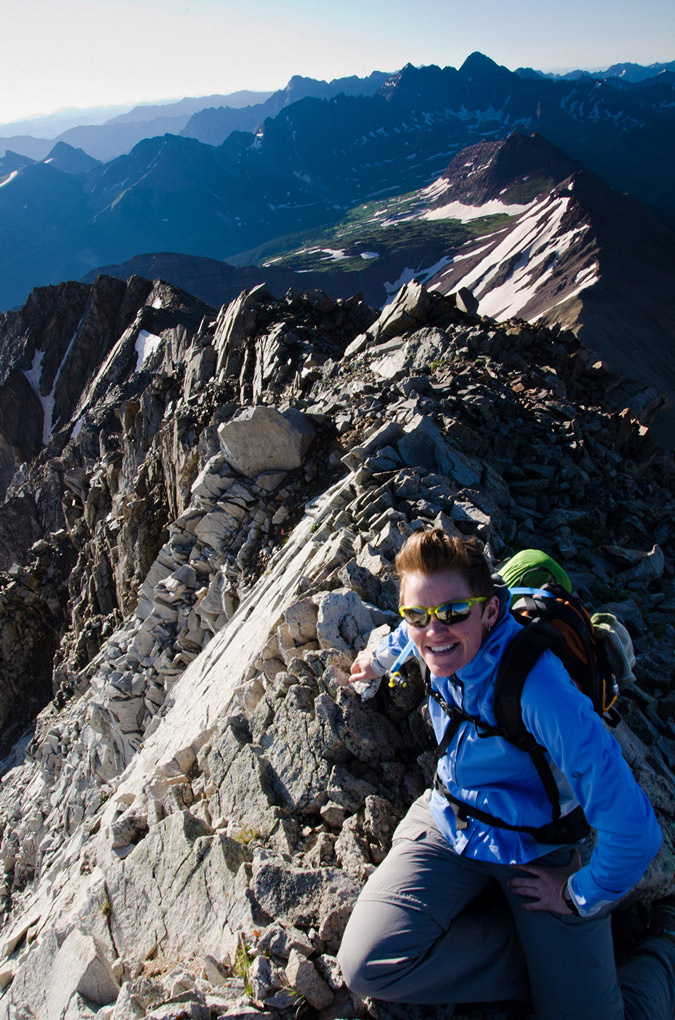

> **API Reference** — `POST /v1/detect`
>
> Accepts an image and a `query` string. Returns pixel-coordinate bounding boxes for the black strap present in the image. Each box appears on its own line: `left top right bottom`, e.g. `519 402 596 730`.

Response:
435 712 463 760
493 618 567 750
433 775 590 843
429 678 501 760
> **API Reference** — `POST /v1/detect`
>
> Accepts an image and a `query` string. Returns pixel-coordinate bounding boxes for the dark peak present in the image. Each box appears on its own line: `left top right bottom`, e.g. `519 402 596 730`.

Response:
437 132 581 205
459 52 511 79
0 151 35 172
43 140 101 173
378 61 451 103
515 66 546 80
492 131 581 175
4 150 34 162
285 74 319 90
46 141 77 156
442 132 578 179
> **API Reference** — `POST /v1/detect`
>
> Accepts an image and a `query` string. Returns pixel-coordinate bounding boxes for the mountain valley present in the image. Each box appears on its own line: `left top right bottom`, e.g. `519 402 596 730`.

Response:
1 53 674 317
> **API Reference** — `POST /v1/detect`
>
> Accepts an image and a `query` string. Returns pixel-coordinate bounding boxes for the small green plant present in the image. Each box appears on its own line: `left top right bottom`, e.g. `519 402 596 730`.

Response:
234 935 254 997
284 986 309 1019
233 826 263 845
570 519 605 551
594 583 630 604
100 895 112 922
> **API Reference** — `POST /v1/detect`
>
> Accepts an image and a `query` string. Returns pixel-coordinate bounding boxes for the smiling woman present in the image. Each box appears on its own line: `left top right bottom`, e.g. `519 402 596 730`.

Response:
340 528 675 1018
395 532 499 675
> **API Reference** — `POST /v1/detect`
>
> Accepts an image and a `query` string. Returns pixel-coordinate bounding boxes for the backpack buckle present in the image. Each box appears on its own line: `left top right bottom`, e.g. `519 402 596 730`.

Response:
450 801 469 830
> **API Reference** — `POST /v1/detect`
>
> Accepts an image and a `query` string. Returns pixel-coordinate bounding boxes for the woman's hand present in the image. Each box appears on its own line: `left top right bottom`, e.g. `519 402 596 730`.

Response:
350 649 378 683
507 848 582 914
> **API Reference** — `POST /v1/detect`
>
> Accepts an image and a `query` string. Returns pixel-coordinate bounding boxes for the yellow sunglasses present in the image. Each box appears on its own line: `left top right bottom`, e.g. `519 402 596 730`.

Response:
399 597 487 628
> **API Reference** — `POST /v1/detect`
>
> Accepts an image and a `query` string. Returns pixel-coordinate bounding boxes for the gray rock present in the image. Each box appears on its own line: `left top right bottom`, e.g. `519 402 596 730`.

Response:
335 815 372 880
218 406 315 478
111 982 145 1019
248 953 282 1001
285 948 334 1010
257 922 314 960
63 994 100 1019
618 545 665 583
368 281 432 341
250 859 360 940
455 287 479 315
145 1001 209 1020
53 930 119 1015
259 683 332 814
314 590 376 654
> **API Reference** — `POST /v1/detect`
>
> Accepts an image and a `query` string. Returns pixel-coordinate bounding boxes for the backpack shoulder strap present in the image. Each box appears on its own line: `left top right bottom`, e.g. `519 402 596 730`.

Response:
493 619 566 750
494 620 571 824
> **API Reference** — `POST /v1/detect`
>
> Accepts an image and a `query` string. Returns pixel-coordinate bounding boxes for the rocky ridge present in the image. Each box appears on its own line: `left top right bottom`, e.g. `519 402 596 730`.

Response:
0 277 672 1019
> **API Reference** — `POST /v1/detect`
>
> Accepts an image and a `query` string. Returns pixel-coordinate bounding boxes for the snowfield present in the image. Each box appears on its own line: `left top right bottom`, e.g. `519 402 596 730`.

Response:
423 198 534 222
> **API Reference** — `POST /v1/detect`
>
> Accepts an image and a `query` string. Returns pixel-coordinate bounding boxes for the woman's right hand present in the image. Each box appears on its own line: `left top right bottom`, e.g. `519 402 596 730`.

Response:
350 649 378 683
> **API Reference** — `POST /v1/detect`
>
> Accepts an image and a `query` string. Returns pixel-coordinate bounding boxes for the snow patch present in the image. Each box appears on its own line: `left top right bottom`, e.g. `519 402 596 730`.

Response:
382 268 417 304
135 330 163 373
424 198 533 222
419 177 451 202
23 351 50 443
23 321 82 445
360 251 379 259
320 249 348 261
0 170 19 188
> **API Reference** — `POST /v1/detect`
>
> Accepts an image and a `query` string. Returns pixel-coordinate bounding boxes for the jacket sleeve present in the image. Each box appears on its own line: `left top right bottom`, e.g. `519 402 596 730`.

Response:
520 651 662 916
369 621 413 676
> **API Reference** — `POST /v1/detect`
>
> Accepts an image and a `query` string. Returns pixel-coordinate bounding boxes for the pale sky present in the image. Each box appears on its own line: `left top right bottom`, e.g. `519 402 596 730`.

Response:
2 0 674 126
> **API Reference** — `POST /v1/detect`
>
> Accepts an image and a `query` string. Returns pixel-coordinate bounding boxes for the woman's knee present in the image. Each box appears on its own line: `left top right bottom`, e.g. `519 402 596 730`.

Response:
337 930 382 997
337 898 411 997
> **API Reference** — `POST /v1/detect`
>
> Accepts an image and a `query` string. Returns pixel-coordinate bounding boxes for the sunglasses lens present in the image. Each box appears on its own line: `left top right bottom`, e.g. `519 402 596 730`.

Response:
402 607 430 627
436 601 472 625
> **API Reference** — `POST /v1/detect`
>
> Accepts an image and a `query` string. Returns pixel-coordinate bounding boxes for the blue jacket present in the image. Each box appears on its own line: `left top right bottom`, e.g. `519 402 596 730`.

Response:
371 608 662 916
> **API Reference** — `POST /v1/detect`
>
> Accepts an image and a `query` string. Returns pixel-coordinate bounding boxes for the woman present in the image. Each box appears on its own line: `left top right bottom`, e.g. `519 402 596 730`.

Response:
338 529 675 1019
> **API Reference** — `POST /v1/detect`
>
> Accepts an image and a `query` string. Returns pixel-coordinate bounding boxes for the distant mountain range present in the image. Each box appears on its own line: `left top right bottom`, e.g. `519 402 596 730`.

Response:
0 74 389 163
1 52 674 313
179 71 392 147
516 59 675 82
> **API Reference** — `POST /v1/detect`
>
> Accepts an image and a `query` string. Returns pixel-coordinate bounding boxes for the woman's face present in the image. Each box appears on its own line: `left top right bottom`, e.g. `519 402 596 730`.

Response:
400 568 500 676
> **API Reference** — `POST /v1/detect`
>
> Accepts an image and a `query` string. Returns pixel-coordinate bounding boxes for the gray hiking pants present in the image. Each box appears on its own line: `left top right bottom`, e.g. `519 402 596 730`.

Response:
338 793 675 1019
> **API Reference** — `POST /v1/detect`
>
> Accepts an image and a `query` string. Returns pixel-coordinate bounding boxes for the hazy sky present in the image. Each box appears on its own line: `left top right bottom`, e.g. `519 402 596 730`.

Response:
2 0 674 125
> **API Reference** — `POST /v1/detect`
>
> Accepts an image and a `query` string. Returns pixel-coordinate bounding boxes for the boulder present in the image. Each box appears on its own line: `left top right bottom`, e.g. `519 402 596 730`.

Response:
368 281 432 341
249 858 361 940
218 406 315 478
285 948 334 1010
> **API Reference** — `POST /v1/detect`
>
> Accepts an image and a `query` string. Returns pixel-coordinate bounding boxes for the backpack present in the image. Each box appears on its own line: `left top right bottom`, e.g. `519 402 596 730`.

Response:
426 549 630 844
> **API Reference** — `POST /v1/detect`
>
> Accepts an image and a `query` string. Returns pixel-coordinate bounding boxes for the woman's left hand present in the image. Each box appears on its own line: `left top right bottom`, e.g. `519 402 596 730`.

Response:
507 848 582 913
